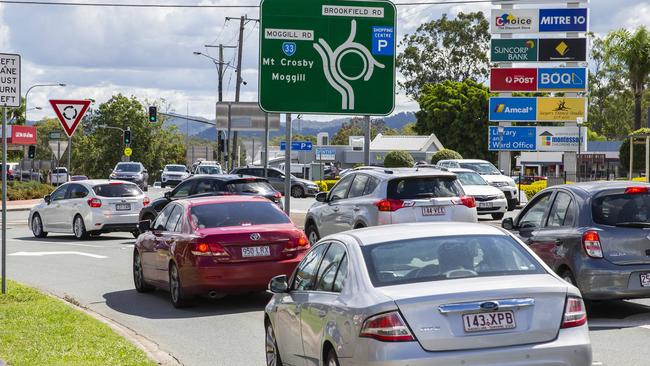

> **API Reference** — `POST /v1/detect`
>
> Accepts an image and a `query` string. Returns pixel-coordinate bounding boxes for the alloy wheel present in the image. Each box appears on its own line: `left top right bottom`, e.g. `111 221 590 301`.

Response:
133 253 143 289
265 324 279 366
74 216 86 239
170 265 180 303
32 215 42 236
308 229 319 245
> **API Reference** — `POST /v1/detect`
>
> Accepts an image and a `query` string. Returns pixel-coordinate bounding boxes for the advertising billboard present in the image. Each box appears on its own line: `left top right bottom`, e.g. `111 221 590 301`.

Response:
491 8 588 34
536 97 586 122
490 68 537 92
490 39 537 62
491 9 538 34
538 38 587 62
537 68 587 92
489 97 536 122
539 8 588 32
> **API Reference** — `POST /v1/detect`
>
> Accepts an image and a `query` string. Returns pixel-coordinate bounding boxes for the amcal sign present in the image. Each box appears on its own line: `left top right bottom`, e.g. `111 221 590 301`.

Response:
490 68 537 92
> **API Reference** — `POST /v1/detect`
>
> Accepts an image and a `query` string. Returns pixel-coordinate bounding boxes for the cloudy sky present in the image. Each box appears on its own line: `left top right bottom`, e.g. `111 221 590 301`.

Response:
1 0 648 123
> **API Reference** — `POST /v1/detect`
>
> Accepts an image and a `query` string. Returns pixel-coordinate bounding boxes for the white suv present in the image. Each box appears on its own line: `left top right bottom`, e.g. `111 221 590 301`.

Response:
304 167 477 244
160 164 190 188
437 159 518 210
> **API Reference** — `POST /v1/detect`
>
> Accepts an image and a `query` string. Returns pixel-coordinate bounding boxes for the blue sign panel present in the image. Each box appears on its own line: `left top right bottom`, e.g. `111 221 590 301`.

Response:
372 26 394 56
537 67 587 91
315 147 336 160
488 126 537 151
539 8 588 32
280 141 313 151
489 97 536 122
282 42 296 56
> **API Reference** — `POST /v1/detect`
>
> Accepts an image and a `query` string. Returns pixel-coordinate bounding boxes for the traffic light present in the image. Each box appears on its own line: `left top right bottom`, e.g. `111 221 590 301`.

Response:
28 145 36 159
123 130 131 145
148 106 157 122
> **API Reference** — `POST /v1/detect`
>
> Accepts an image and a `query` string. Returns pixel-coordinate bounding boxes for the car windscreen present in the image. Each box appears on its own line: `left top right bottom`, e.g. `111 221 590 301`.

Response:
197 166 222 174
53 168 67 174
166 165 186 172
362 235 544 287
459 162 501 175
225 181 276 195
456 171 487 186
387 176 463 199
592 192 650 226
115 163 141 172
93 183 142 197
190 201 290 228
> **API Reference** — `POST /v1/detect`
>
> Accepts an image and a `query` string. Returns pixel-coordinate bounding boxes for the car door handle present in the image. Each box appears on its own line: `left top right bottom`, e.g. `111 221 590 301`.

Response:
333 207 339 212
353 206 360 212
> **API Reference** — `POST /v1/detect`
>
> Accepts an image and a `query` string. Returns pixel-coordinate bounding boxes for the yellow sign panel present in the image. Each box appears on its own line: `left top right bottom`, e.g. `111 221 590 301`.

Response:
536 97 586 122
124 147 133 157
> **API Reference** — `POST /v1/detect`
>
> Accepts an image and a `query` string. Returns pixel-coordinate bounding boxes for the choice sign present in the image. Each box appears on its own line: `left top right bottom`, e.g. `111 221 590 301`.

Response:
537 68 587 92
259 0 396 115
490 68 537 92
491 8 587 34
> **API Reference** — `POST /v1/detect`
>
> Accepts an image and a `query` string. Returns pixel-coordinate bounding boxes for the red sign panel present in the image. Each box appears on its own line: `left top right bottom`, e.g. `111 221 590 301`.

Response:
49 99 91 137
490 68 537 92
9 125 37 145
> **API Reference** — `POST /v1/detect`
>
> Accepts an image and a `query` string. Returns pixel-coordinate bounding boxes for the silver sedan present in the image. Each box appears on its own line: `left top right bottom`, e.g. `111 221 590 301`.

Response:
264 222 591 366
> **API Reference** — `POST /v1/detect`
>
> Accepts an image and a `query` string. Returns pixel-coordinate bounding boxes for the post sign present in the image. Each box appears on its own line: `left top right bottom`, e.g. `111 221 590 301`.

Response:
489 126 587 152
489 97 586 122
259 0 396 115
538 38 587 62
280 141 313 151
0 53 20 107
49 99 91 137
537 97 586 122
490 68 537 92
490 39 537 62
491 8 588 34
537 68 587 91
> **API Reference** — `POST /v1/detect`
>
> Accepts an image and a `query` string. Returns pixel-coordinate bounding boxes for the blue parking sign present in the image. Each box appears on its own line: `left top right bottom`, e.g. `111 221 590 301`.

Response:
372 26 394 56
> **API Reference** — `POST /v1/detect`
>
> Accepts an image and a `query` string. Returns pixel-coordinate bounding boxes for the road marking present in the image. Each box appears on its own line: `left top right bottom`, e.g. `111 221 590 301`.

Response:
8 251 107 259
9 240 103 248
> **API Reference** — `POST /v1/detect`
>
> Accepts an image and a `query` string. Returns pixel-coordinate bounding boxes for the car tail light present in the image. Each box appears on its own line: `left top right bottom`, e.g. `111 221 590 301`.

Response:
273 191 282 199
459 196 476 208
625 186 648 194
561 296 587 328
143 197 150 206
283 232 310 253
582 230 603 258
360 311 415 342
87 198 102 208
374 199 404 212
191 242 229 257
110 182 123 185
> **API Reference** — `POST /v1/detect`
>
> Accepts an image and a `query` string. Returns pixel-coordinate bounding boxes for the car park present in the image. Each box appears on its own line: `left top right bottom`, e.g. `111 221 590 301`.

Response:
304 167 477 244
138 174 282 222
264 222 592 366
449 168 508 220
134 195 309 308
110 161 149 191
160 164 190 188
1 162 19 180
29 180 150 240
231 166 319 198
503 181 650 301
438 159 519 211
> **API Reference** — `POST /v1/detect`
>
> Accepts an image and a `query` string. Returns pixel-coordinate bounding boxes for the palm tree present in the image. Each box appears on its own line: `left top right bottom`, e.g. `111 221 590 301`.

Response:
604 26 650 131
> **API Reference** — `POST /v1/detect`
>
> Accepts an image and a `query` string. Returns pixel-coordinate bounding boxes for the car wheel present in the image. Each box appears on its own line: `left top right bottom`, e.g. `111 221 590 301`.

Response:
325 348 340 366
306 223 320 245
560 269 577 286
89 231 101 237
507 200 516 211
131 230 140 239
491 213 505 220
291 185 304 198
73 215 89 240
169 262 191 308
133 250 154 293
31 214 48 238
265 322 283 366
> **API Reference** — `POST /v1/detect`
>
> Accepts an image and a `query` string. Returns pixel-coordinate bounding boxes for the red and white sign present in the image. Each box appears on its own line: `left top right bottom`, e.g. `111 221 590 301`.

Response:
490 68 537 92
49 99 91 137
10 125 36 145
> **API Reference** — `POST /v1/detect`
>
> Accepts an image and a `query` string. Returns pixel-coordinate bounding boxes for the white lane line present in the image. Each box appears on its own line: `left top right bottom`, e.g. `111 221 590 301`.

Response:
8 251 108 259
9 240 103 248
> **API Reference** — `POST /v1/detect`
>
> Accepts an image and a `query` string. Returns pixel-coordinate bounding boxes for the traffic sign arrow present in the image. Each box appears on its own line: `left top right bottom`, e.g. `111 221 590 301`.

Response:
49 99 91 137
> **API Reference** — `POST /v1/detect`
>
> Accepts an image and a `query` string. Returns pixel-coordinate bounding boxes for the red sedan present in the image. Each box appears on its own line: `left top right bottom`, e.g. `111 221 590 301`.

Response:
133 195 309 307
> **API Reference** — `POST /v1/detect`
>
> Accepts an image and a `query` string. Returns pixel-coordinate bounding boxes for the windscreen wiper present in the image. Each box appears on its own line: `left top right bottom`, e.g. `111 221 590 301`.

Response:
614 222 650 228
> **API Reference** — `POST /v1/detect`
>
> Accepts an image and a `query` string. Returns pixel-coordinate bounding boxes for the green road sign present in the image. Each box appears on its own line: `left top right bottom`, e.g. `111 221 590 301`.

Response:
259 0 396 115
491 39 537 62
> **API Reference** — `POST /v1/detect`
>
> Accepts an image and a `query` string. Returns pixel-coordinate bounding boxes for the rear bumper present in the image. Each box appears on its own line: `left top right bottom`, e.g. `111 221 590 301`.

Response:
343 325 591 366
576 260 650 300
476 198 508 215
89 211 140 232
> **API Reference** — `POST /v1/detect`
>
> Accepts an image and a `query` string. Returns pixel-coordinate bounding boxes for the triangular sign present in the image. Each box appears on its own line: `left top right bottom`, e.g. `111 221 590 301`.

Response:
49 99 91 137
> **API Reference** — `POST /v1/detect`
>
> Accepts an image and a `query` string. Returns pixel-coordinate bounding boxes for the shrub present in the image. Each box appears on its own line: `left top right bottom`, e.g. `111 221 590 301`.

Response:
519 180 548 200
430 149 463 165
1 181 54 201
383 150 415 168
314 180 339 192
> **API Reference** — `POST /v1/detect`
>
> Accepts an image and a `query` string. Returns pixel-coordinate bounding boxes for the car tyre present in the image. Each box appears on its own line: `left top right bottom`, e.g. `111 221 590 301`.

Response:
560 269 577 287
161 182 166 188
291 185 304 198
31 213 48 238
73 215 89 240
265 322 283 366
491 213 505 220
131 230 140 239
507 200 516 211
306 223 320 245
169 262 191 308
325 348 340 366
133 250 154 293
89 231 101 237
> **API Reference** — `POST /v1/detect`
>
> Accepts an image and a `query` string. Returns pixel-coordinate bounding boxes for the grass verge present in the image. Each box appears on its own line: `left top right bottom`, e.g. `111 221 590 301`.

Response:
0 279 155 366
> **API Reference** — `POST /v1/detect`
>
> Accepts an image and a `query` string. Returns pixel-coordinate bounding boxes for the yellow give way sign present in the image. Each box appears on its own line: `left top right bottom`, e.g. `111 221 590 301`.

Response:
124 147 133 157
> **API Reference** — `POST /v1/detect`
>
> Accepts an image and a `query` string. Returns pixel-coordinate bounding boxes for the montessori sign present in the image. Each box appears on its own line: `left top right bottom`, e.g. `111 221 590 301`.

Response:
491 38 587 62
491 8 588 34
259 0 396 115
488 126 587 152
490 97 586 122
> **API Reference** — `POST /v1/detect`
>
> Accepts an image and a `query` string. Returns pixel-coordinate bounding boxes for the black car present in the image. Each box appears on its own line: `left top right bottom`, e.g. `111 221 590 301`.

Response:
138 174 282 222
110 162 149 192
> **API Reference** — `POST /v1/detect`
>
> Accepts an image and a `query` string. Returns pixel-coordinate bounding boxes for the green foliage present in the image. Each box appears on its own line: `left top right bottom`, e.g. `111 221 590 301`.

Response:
400 122 419 136
416 79 493 161
314 180 339 192
270 133 316 146
331 117 388 146
430 148 463 164
383 150 415 168
587 129 606 142
0 181 54 201
397 12 490 99
619 128 650 173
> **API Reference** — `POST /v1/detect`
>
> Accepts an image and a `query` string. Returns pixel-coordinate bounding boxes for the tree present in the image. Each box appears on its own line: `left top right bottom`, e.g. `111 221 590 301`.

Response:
619 128 650 174
587 129 606 142
383 150 414 168
397 12 490 99
330 117 388 145
416 79 492 161
431 149 463 164
604 26 650 131
400 122 419 136
270 133 316 146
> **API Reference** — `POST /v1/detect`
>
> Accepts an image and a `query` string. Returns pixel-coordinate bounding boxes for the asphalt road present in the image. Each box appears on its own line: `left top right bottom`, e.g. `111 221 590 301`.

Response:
2 194 650 365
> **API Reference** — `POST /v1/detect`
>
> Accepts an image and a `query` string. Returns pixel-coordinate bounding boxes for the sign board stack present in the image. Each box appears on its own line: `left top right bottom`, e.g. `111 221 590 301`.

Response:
488 2 589 177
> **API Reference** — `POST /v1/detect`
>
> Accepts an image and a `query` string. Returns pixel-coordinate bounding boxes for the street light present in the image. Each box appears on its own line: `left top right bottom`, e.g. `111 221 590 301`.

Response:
576 117 584 181
25 83 66 123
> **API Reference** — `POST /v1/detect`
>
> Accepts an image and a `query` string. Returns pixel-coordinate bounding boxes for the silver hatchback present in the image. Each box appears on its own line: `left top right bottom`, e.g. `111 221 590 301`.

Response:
264 222 591 366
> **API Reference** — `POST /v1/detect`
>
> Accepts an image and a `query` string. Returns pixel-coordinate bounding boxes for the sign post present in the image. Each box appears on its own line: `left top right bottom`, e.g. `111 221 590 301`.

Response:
0 52 20 294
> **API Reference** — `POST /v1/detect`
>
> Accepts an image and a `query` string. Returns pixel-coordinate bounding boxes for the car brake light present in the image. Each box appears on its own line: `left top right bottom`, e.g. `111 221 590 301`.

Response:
374 199 404 212
273 191 282 199
284 232 310 253
625 186 648 194
561 296 587 328
143 197 150 206
460 196 476 208
87 198 102 208
191 243 229 257
360 311 415 342
110 182 123 185
582 230 603 258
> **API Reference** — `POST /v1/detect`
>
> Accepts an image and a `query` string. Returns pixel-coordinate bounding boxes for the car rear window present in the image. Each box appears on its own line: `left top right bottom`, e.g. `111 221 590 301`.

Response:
387 176 463 199
592 192 650 226
362 235 544 287
166 165 186 172
191 201 290 228
115 163 141 172
53 168 67 174
225 181 276 195
93 183 142 197
197 166 222 174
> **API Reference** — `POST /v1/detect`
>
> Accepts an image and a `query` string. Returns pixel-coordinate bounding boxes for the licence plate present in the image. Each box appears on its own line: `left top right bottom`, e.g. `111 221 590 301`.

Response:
115 203 131 211
462 311 516 332
242 246 271 258
478 202 494 208
641 273 650 287
422 206 446 216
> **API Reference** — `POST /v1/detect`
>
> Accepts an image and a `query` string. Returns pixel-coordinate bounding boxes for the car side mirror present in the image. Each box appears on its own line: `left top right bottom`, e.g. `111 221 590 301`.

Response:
315 192 328 202
502 217 515 230
138 220 151 233
500 169 505 174
44 194 51 204
159 170 163 174
268 275 289 294
164 191 172 200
